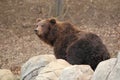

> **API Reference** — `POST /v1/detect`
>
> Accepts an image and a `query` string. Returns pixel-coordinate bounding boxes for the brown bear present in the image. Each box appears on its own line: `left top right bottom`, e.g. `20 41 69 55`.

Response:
34 18 110 70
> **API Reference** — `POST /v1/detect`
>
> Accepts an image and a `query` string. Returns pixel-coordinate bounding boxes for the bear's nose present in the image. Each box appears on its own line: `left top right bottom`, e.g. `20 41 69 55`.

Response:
34 29 38 34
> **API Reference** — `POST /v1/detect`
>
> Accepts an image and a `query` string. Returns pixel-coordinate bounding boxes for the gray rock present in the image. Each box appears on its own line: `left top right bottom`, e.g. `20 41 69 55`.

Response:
107 52 120 80
59 65 94 80
92 52 120 80
0 69 15 80
35 59 71 80
20 54 56 80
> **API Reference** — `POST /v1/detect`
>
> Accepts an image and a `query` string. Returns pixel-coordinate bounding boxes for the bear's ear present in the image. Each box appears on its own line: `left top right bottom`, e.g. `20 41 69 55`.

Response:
49 18 56 24
36 18 41 22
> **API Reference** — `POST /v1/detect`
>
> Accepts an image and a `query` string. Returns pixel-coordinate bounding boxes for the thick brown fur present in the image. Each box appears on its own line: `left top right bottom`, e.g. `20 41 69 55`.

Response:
35 18 110 70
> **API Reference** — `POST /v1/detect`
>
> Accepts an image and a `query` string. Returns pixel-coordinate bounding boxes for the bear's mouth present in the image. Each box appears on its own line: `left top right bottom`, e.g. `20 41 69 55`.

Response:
34 30 40 37
34 29 38 34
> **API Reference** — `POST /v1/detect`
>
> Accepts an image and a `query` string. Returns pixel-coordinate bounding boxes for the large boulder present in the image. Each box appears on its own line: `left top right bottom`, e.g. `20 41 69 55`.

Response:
20 54 56 80
35 59 71 80
92 52 120 80
0 69 15 80
59 65 94 80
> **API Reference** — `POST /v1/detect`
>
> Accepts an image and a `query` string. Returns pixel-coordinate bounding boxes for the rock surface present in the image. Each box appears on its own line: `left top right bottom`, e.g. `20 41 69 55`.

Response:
20 52 120 80
59 65 94 80
0 69 15 80
20 54 56 80
92 52 120 80
35 59 71 80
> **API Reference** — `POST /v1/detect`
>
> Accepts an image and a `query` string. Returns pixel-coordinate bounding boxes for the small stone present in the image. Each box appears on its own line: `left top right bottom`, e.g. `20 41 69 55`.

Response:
0 69 15 80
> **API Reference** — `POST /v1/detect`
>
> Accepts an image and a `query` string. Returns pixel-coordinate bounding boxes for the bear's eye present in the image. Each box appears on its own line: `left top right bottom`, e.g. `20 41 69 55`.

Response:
41 24 46 27
41 24 44 27
36 25 38 28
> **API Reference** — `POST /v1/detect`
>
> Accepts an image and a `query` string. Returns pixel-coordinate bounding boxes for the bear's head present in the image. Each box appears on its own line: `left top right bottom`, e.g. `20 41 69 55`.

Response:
34 18 58 46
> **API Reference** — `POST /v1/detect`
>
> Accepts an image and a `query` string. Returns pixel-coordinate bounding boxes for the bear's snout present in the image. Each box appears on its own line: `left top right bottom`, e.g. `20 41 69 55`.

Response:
34 29 38 34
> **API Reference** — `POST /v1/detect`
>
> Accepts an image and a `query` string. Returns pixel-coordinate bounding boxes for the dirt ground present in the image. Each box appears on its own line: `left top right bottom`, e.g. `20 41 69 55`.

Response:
0 0 120 69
